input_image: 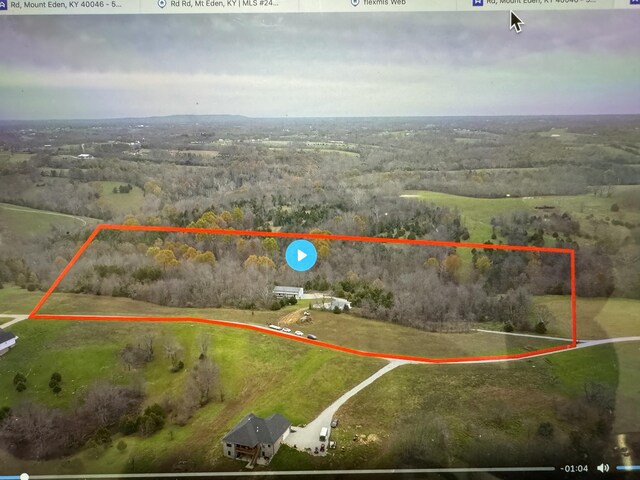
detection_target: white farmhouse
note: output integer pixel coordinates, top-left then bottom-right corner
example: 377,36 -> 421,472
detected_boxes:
0,331 -> 18,356
272,286 -> 304,300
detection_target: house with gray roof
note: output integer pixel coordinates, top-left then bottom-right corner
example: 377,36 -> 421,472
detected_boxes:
272,286 -> 303,299
0,331 -> 18,357
222,413 -> 291,466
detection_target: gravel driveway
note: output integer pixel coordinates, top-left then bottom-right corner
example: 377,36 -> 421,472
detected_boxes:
284,359 -> 408,456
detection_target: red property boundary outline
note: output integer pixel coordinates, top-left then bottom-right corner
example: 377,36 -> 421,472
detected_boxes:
29,224 -> 578,364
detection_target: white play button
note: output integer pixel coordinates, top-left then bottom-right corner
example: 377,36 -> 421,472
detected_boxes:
286,240 -> 317,272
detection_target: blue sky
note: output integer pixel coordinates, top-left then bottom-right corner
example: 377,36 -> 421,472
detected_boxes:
0,11 -> 638,119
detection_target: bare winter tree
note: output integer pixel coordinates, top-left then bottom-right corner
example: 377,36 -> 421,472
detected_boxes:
188,358 -> 219,406
0,402 -> 64,460
119,345 -> 138,371
198,332 -> 211,359
172,379 -> 201,426
162,336 -> 184,369
0,384 -> 142,461
138,330 -> 155,362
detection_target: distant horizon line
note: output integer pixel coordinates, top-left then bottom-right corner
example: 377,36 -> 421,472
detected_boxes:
2,112 -> 640,123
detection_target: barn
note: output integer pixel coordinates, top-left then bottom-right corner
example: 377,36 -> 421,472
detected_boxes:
272,286 -> 304,299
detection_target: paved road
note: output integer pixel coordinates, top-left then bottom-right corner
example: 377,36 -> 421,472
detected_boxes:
576,336 -> 640,348
444,336 -> 640,364
300,293 -> 325,300
472,328 -> 575,343
0,315 -> 29,329
284,360 -> 408,456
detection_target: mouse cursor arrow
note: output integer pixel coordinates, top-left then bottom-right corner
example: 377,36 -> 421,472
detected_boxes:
510,10 -> 524,33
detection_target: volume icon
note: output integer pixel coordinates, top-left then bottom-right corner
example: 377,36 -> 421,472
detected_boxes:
597,463 -> 610,473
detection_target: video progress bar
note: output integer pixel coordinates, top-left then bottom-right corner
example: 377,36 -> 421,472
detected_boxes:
617,465 -> 640,471
18,467 -> 556,479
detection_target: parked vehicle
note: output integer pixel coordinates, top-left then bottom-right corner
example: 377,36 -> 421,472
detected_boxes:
331,418 -> 339,428
319,427 -> 328,442
307,334 -> 317,340
269,324 -> 282,330
282,327 -> 292,333
294,330 -> 304,336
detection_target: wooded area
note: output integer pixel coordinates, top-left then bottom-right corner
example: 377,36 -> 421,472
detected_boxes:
1,116 -> 638,330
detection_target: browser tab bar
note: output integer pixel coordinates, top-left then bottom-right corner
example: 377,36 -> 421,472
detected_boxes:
0,0 -> 630,14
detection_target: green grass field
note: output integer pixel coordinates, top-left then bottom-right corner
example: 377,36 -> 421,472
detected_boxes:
256,140 -> 360,157
0,285 -> 295,321
9,178 -> 144,221
535,341 -> 639,434
5,286 -> 639,359
5,287 -> 571,359
537,295 -> 640,340
327,340 -> 638,468
90,181 -> 145,217
1,285 -> 638,472
538,127 -> 580,142
0,317 -> 385,474
0,286 -> 45,314
294,309 -> 569,359
0,152 -> 33,164
167,149 -> 220,158
269,147 -> 360,158
423,295 -> 639,343
0,202 -> 93,236
403,187 -> 640,244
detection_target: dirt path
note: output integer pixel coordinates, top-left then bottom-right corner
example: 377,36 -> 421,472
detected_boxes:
0,203 -> 88,226
472,328 -> 574,343
278,308 -> 305,327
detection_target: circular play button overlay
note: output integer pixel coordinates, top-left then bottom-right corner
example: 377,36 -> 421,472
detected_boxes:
285,239 -> 318,272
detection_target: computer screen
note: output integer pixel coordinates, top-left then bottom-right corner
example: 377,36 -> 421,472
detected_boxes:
0,1 -> 639,479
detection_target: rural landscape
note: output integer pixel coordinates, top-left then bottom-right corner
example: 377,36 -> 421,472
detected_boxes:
0,9 -> 639,479
0,115 -> 639,475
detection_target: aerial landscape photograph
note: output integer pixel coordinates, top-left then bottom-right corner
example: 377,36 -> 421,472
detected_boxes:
0,9 -> 639,478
